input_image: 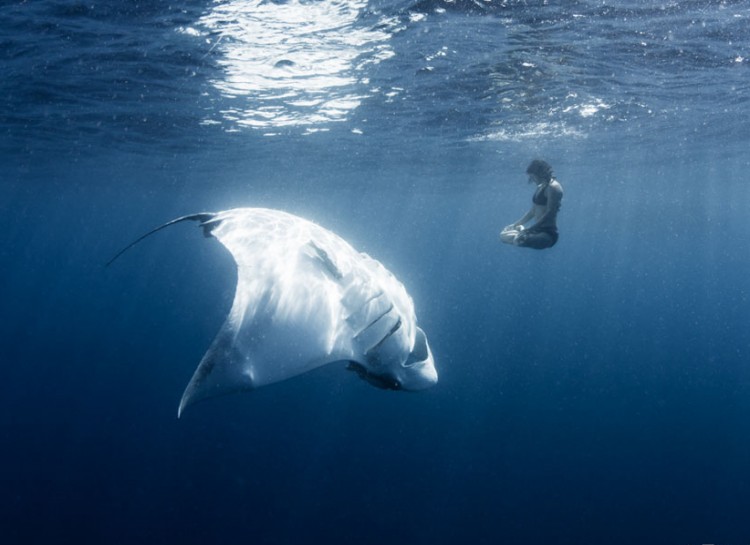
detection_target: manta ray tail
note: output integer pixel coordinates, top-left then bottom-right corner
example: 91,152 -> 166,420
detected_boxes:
105,213 -> 217,267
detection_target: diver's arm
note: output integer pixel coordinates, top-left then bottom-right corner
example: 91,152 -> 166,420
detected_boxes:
513,208 -> 535,228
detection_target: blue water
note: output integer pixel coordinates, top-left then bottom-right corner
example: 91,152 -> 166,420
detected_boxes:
2,1 -> 750,543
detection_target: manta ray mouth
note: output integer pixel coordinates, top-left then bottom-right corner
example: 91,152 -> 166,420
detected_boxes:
346,362 -> 401,391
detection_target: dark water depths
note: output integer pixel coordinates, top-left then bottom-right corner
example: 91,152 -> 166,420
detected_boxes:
1,1 -> 749,543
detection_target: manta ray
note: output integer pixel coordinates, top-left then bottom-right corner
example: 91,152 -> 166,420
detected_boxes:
108,208 -> 437,416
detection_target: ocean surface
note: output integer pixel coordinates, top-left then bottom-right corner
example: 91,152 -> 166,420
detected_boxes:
2,0 -> 749,543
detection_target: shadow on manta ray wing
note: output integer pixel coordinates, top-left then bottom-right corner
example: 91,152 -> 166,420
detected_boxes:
107,207 -> 438,417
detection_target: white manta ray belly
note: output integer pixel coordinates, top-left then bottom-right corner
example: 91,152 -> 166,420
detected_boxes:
109,208 -> 437,416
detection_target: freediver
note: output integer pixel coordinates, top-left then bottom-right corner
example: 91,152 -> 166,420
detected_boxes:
500,159 -> 563,250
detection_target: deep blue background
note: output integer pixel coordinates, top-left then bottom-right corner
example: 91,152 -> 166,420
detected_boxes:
2,1 -> 750,544
2,147 -> 749,544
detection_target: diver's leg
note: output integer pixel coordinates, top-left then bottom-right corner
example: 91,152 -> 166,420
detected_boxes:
517,230 -> 557,249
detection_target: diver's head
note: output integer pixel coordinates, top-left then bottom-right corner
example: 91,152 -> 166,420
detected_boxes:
526,159 -> 553,184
